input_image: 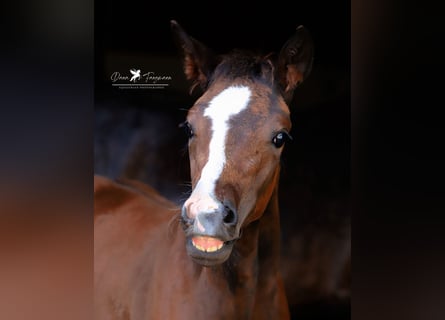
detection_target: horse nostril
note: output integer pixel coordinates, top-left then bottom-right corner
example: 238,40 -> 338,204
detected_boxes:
223,206 -> 237,225
181,206 -> 194,226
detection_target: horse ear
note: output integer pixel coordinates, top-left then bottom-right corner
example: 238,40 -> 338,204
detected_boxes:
276,25 -> 314,104
170,20 -> 219,94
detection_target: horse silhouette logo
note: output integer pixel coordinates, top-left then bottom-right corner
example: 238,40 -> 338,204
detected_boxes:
130,69 -> 141,82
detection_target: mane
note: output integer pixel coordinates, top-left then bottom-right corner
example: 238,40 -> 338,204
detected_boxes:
209,49 -> 276,86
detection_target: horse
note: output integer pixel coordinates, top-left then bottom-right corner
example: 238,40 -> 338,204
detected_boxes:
94,20 -> 314,319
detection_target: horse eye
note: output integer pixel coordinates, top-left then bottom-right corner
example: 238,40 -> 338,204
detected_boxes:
180,121 -> 194,138
272,131 -> 292,148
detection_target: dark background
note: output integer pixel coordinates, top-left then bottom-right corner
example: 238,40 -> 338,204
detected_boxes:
2,1 -> 445,320
95,1 -> 351,319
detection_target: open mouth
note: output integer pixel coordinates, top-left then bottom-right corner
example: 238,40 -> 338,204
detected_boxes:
191,236 -> 224,252
186,235 -> 236,266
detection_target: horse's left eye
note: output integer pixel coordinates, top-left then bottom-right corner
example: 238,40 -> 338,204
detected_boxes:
272,131 -> 292,148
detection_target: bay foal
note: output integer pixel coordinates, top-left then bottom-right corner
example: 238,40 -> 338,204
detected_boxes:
94,20 -> 313,319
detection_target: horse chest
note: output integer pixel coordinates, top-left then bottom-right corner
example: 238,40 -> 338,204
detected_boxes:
133,244 -> 258,319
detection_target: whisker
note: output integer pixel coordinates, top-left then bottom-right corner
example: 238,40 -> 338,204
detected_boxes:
167,213 -> 182,240
178,182 -> 192,188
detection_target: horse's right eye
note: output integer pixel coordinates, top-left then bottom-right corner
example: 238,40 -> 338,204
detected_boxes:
180,121 -> 194,139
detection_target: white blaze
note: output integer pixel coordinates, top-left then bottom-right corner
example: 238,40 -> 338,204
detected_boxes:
185,86 -> 251,219
201,86 -> 252,192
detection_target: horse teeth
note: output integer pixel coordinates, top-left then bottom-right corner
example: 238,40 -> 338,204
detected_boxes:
192,242 -> 223,252
194,244 -> 205,251
192,236 -> 224,252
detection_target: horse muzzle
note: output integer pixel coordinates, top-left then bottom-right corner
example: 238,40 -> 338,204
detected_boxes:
181,203 -> 239,266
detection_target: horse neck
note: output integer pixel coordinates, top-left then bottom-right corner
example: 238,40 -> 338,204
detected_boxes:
257,182 -> 282,272
197,176 -> 283,290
